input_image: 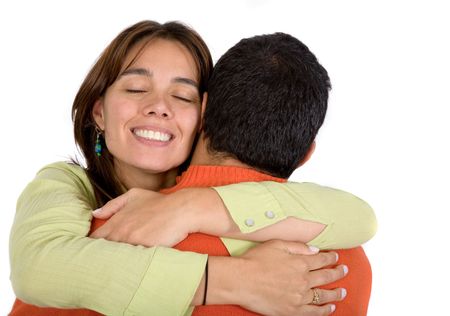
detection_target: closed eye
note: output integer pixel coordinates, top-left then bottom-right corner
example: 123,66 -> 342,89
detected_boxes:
126,89 -> 147,94
173,95 -> 194,103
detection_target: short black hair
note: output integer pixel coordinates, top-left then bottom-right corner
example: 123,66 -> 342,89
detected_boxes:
203,32 -> 331,178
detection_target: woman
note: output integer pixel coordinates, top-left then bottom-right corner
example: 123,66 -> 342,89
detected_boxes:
9,20 -> 375,315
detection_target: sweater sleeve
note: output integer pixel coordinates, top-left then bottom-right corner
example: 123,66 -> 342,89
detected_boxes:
213,181 -> 377,249
9,162 -> 206,316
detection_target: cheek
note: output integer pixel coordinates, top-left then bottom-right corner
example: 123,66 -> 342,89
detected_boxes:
184,107 -> 201,135
179,107 -> 201,144
103,99 -> 136,131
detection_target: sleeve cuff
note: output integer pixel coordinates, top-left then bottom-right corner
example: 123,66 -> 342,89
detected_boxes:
126,247 -> 207,316
213,182 -> 287,233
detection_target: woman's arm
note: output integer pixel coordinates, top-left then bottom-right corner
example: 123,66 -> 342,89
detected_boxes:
9,162 -> 205,315
92,182 -> 377,249
10,162 -> 345,315
211,181 -> 378,249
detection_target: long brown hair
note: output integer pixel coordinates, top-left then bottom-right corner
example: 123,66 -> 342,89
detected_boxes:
72,20 -> 213,207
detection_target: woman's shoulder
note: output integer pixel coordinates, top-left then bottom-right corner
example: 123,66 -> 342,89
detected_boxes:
16,161 -> 97,216
34,161 -> 91,188
24,161 -> 96,205
37,160 -> 86,176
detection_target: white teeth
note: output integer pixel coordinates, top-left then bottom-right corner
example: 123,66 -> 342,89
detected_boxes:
134,129 -> 171,142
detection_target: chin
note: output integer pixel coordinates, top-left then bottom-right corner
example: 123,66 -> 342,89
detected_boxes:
138,161 -> 179,174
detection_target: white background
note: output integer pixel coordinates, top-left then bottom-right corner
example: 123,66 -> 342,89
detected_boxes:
1,1 -> 449,315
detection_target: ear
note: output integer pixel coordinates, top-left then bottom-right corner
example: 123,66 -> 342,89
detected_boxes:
92,99 -> 105,130
198,92 -> 208,132
298,141 -> 316,167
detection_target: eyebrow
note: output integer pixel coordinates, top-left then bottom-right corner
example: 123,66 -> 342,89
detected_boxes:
172,77 -> 198,89
120,68 -> 152,77
119,68 -> 198,88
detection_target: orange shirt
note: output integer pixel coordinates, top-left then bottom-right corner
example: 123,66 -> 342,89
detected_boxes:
164,166 -> 372,316
10,165 -> 371,315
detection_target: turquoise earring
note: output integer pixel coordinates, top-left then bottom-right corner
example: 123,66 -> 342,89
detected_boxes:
95,129 -> 102,157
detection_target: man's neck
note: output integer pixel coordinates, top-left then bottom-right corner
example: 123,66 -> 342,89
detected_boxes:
163,135 -> 286,193
190,134 -> 250,169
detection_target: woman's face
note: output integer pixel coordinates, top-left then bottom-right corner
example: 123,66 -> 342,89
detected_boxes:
93,38 -> 201,188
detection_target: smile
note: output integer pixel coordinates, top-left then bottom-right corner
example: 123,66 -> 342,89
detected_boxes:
133,128 -> 173,142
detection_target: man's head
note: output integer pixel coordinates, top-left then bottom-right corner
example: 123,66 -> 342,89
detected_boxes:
203,32 -> 331,178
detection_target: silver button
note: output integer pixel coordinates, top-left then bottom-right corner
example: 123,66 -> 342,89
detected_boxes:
245,218 -> 255,227
265,211 -> 275,219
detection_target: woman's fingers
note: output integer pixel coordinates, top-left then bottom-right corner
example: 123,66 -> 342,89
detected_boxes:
303,287 -> 347,305
307,264 -> 348,288
233,241 -> 349,315
297,304 -> 336,315
301,251 -> 339,271
272,239 -> 321,255
92,192 -> 130,219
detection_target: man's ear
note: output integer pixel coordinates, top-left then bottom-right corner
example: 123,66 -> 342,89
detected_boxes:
298,141 -> 316,167
92,99 -> 105,130
198,92 -> 208,132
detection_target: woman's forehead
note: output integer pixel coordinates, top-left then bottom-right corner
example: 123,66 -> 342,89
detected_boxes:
121,38 -> 199,81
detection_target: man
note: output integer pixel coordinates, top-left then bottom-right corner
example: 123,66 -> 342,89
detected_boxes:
100,32 -> 373,315
169,32 -> 372,315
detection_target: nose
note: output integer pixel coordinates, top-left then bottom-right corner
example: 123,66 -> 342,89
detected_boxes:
143,95 -> 173,119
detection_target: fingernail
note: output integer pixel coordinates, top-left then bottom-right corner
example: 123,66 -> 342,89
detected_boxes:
334,252 -> 339,262
342,265 -> 349,275
341,288 -> 347,299
330,304 -> 336,313
308,246 -> 320,253
92,208 -> 102,215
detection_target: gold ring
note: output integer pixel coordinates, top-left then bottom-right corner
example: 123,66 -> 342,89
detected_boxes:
312,288 -> 320,305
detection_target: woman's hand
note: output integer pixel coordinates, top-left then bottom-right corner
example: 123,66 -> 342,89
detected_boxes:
207,240 -> 347,316
91,187 -> 239,246
90,188 -> 199,247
